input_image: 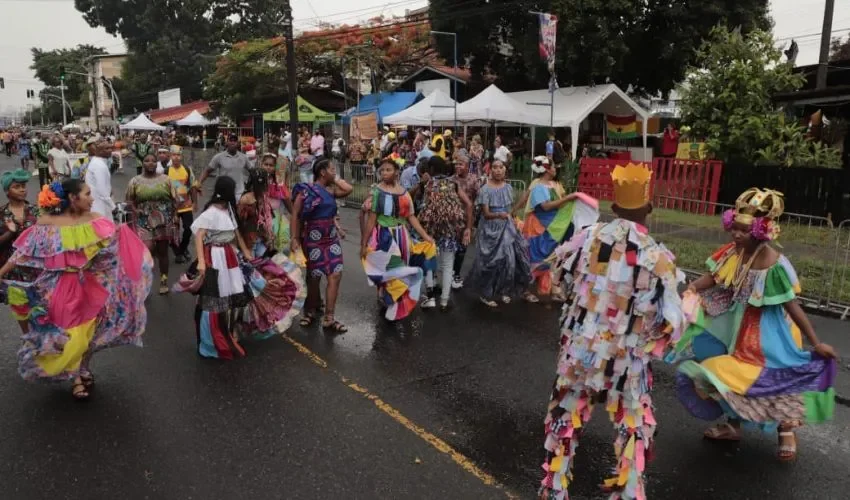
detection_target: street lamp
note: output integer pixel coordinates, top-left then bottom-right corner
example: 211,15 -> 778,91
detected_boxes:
430,30 -> 458,130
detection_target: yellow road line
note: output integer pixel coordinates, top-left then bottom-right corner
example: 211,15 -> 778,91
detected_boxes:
282,334 -> 518,499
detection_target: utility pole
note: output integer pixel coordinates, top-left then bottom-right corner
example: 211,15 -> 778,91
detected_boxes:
92,63 -> 100,131
817,0 -> 835,90
282,1 -> 299,138
59,65 -> 67,126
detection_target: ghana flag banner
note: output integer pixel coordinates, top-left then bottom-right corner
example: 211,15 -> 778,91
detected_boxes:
607,115 -> 638,139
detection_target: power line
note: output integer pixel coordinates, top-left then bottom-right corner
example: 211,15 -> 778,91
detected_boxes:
775,27 -> 850,43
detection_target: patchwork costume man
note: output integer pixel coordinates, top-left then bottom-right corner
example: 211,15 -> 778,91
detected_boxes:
540,164 -> 685,500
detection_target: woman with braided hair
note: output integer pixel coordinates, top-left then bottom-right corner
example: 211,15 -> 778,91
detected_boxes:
669,188 -> 838,462
0,178 -> 153,400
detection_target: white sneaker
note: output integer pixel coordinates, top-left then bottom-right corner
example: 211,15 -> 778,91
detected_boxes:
421,297 -> 436,309
451,276 -> 464,289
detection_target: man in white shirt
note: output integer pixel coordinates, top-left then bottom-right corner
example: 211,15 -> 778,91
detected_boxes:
85,139 -> 116,218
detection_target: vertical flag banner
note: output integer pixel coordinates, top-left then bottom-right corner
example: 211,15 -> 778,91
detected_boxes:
538,13 -> 558,91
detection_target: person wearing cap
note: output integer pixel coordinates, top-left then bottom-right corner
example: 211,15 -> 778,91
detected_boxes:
85,139 -> 117,218
156,146 -> 171,175
540,163 -> 683,500
200,133 -> 252,200
72,137 -> 98,180
167,145 -> 198,263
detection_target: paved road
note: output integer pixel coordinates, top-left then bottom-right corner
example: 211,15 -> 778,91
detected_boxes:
0,154 -> 848,500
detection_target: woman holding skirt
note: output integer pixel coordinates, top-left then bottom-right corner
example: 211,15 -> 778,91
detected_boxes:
177,176 -> 304,359
467,160 -> 531,307
361,158 -> 436,320
0,179 -> 153,399
668,188 -> 837,462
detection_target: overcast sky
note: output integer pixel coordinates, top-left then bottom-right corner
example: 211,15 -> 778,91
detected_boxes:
0,0 -> 848,114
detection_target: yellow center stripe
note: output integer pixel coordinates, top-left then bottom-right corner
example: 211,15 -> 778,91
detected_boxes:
282,334 -> 518,498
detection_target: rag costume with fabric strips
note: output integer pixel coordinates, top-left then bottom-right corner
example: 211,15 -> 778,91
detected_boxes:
174,204 -> 305,359
668,188 -> 836,429
540,163 -> 684,500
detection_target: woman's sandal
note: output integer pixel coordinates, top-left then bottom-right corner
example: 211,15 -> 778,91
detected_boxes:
80,372 -> 95,388
703,422 -> 742,441
524,293 -> 540,303
300,312 -> 316,327
778,430 -> 797,462
71,380 -> 90,400
322,317 -> 348,333
479,297 -> 498,308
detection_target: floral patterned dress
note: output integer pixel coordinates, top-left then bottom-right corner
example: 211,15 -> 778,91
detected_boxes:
418,176 -> 466,253
0,202 -> 40,286
6,218 -> 153,381
126,173 -> 177,245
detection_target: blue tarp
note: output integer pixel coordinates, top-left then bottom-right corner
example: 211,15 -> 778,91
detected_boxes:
341,91 -> 420,124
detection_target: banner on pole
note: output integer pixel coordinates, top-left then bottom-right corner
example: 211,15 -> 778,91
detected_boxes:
350,112 -> 378,142
538,13 -> 558,92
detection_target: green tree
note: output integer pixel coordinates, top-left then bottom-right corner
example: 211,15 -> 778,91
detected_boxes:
205,19 -> 434,120
428,0 -> 770,96
73,0 -> 288,110
830,36 -> 850,61
680,26 -> 841,167
30,44 -> 107,117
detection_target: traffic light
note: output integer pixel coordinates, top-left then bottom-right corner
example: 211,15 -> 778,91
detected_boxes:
59,65 -> 66,81
0,77 -> 5,89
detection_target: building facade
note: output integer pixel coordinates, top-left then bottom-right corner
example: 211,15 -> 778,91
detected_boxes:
87,53 -> 127,125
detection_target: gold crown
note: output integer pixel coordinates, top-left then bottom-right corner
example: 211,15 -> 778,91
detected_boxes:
733,188 -> 784,225
611,163 -> 652,209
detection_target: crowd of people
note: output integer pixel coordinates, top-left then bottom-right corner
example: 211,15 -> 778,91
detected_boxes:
0,123 -> 840,500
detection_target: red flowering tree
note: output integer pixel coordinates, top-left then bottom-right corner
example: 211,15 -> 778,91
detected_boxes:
206,17 -> 437,119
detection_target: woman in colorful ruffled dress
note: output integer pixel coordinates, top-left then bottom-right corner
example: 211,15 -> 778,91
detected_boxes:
125,153 -> 178,295
0,179 -> 153,399
467,160 -> 531,307
291,159 -> 352,332
521,156 -> 578,303
669,188 -> 837,462
360,158 -> 436,320
260,152 -> 292,255
0,169 -> 41,332
178,176 -> 304,359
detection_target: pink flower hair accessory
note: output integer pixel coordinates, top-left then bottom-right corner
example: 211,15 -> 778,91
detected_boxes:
721,209 -> 735,230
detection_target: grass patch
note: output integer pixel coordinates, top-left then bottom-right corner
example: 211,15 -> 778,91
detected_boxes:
659,235 -> 850,304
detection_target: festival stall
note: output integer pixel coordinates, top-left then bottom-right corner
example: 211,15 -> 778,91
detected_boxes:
508,84 -> 650,161
383,89 -> 457,127
341,91 -> 420,125
119,113 -> 166,131
262,96 -> 336,125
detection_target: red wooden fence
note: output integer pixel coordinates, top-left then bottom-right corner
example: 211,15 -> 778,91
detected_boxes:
577,157 -> 724,214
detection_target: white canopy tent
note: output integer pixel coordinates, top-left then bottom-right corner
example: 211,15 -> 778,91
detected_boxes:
119,113 -> 166,131
176,109 -> 218,126
383,89 -> 456,126
433,84 -> 538,126
508,84 -> 650,160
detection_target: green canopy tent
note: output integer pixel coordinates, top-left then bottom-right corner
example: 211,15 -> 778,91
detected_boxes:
263,96 -> 335,123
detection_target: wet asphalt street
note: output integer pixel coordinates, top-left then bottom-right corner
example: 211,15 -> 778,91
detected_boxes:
0,154 -> 848,500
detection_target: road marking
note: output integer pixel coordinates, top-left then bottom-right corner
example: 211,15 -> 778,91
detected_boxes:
282,334 -> 518,499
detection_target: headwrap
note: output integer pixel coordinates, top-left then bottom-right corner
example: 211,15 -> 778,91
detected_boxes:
1,169 -> 31,192
721,188 -> 784,241
169,145 -> 183,154
531,156 -> 550,174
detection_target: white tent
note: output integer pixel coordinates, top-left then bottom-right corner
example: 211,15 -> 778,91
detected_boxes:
433,84 -> 537,125
383,89 -> 456,126
176,109 -> 218,126
119,113 -> 166,131
508,84 -> 650,160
